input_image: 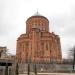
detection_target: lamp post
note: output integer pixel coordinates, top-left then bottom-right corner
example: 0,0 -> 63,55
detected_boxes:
28,57 -> 31,75
15,63 -> 19,75
34,62 -> 37,75
73,47 -> 75,71
34,56 -> 37,75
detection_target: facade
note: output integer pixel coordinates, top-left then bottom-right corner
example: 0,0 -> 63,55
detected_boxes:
0,59 -> 15,75
0,46 -> 15,60
0,47 -> 7,58
16,12 -> 62,63
0,47 -> 16,75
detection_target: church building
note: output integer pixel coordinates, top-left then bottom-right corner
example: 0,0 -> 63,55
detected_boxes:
16,12 -> 62,63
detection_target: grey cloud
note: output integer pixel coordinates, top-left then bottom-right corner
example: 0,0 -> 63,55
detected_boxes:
0,0 -> 75,57
0,20 -> 17,36
51,11 -> 75,38
49,9 -> 75,58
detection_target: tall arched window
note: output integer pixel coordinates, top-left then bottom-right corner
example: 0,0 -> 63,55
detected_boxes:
46,43 -> 48,50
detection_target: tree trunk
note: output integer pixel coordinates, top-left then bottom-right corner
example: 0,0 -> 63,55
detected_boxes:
5,63 -> 8,75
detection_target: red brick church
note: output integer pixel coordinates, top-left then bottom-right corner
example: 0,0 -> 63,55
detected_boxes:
16,12 -> 62,63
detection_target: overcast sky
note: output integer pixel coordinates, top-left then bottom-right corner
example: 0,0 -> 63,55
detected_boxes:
0,0 -> 75,58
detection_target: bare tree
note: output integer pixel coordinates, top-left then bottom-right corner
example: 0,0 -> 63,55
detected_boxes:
68,46 -> 75,70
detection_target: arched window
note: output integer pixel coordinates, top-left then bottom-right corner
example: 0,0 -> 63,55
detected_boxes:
25,42 -> 29,50
46,43 -> 48,50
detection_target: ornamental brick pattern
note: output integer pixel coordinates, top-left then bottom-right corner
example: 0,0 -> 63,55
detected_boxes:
16,13 -> 62,63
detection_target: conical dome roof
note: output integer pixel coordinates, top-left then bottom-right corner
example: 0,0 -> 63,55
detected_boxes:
33,11 -> 42,16
27,12 -> 48,21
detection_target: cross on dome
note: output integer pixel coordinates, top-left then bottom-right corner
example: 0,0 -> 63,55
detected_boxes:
33,11 -> 42,16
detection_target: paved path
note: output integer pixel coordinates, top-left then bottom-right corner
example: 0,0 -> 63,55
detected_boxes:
19,73 -> 75,75
38,73 -> 75,75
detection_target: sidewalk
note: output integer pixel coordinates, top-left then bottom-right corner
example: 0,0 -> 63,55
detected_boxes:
19,72 -> 75,75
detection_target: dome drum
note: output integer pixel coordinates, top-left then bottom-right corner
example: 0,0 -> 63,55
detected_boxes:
26,16 -> 49,33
